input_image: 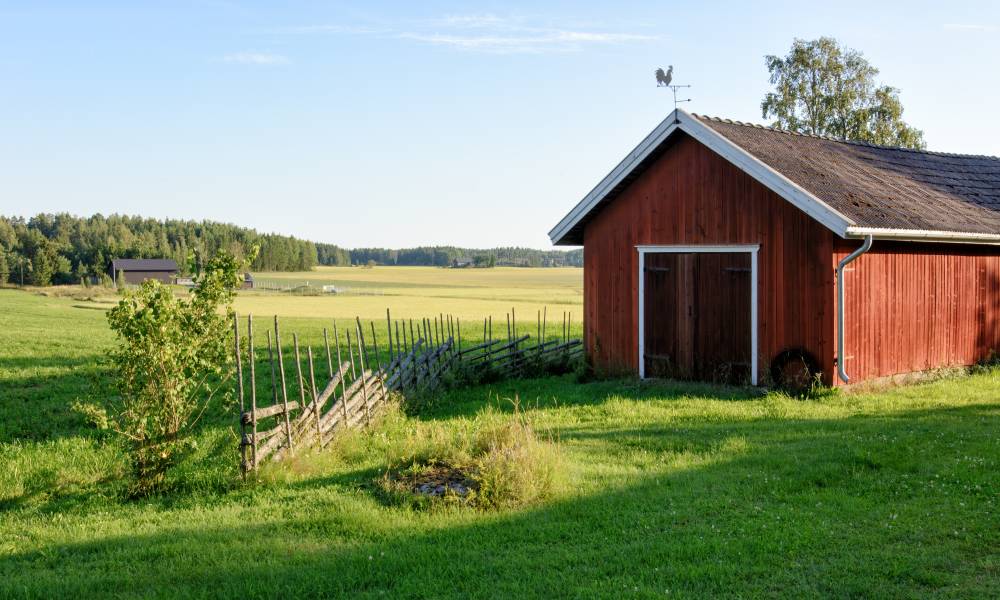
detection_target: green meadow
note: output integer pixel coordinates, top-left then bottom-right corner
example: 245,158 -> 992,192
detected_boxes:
1,276 -> 998,598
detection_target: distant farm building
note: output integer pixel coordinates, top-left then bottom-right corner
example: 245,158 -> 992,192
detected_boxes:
110,258 -> 179,285
550,109 -> 1000,387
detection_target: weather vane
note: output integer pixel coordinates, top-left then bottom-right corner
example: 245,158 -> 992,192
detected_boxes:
655,65 -> 691,110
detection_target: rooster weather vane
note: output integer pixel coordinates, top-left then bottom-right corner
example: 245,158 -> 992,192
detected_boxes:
656,65 -> 691,110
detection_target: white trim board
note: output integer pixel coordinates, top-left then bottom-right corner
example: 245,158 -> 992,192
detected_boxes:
548,108 -> 855,245
637,244 -> 759,386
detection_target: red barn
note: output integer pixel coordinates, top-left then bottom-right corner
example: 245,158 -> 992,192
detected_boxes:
549,109 -> 1000,387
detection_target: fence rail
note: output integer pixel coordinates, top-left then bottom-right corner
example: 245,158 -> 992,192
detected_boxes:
233,308 -> 582,474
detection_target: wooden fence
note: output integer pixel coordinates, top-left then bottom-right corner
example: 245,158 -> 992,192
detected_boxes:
234,309 -> 582,473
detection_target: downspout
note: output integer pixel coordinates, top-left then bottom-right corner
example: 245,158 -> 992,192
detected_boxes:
836,235 -> 873,383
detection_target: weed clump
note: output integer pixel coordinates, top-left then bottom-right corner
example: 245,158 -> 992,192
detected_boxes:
380,398 -> 561,510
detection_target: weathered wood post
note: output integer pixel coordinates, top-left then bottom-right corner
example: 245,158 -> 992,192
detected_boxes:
266,330 -> 278,406
323,328 -> 333,381
247,314 -> 257,471
542,306 -> 548,347
537,310 -> 541,351
355,321 -> 371,426
274,316 -> 293,452
334,322 -> 348,427
386,308 -> 394,363
293,334 -> 307,426
346,328 -> 357,381
308,347 -> 322,444
567,312 -> 572,358
233,313 -> 246,476
370,321 -> 388,405
506,312 -> 513,364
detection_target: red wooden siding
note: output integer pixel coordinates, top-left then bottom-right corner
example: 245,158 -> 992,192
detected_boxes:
835,241 -> 1000,383
583,133 -> 836,383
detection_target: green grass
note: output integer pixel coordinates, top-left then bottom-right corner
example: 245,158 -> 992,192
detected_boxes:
1,287 -> 999,598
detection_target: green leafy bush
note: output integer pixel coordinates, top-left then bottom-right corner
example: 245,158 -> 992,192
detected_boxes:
76,251 -> 245,496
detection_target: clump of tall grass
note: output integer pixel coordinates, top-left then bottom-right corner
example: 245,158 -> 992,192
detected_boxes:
380,397 -> 562,510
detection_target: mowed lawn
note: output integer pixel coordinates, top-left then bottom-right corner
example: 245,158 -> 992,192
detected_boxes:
1,287 -> 999,598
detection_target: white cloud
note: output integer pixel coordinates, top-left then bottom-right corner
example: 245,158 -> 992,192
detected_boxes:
277,13 -> 657,54
278,24 -> 386,35
222,52 -> 289,65
399,30 -> 656,54
434,14 -> 508,28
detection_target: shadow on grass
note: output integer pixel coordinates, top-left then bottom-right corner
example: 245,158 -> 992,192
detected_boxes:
2,400 -> 997,598
413,375 -> 765,421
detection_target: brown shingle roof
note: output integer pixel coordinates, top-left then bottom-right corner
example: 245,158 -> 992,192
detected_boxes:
695,115 -> 1000,234
111,258 -> 179,272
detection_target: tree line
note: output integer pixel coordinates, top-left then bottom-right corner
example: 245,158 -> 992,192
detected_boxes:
0,214 -> 317,286
326,245 -> 583,268
0,213 -> 581,286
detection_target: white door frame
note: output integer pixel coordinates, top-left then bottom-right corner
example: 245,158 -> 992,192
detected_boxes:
637,244 -> 759,385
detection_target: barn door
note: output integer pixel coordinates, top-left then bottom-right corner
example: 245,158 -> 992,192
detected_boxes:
643,251 -> 752,384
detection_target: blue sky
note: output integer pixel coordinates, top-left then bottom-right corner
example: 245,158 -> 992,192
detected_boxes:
1,1 -> 998,248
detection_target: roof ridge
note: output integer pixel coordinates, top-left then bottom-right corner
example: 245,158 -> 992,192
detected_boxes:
691,113 -> 1000,161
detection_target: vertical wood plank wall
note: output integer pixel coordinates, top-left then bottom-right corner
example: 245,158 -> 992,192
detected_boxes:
835,241 -> 1000,383
583,133 -> 836,384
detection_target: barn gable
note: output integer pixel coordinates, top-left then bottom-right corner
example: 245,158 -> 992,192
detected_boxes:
579,133 -> 836,384
550,109 -> 1000,246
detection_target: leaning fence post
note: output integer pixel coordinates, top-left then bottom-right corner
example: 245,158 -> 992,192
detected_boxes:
308,347 -> 322,444
293,334 -> 307,423
506,312 -> 512,362
334,322 -> 348,427
266,331 -> 278,406
386,308 -> 394,363
542,306 -> 548,348
247,314 -> 257,472
323,328 -> 334,381
234,313 -> 246,476
346,328 -> 357,381
537,310 -> 541,350
355,321 -> 371,426
274,316 -> 293,452
370,321 -> 388,405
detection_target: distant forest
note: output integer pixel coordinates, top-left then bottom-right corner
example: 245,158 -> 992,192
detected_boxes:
0,213 -> 581,286
319,245 -> 583,268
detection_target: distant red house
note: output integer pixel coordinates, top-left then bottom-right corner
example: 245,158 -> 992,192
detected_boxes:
550,109 -> 1000,387
110,259 -> 179,285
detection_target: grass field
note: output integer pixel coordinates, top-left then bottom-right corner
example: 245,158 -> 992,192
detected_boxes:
241,266 -> 583,320
2,283 -> 999,598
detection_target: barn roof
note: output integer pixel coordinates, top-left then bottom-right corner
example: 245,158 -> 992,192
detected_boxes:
111,258 -> 179,271
549,109 -> 1000,245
